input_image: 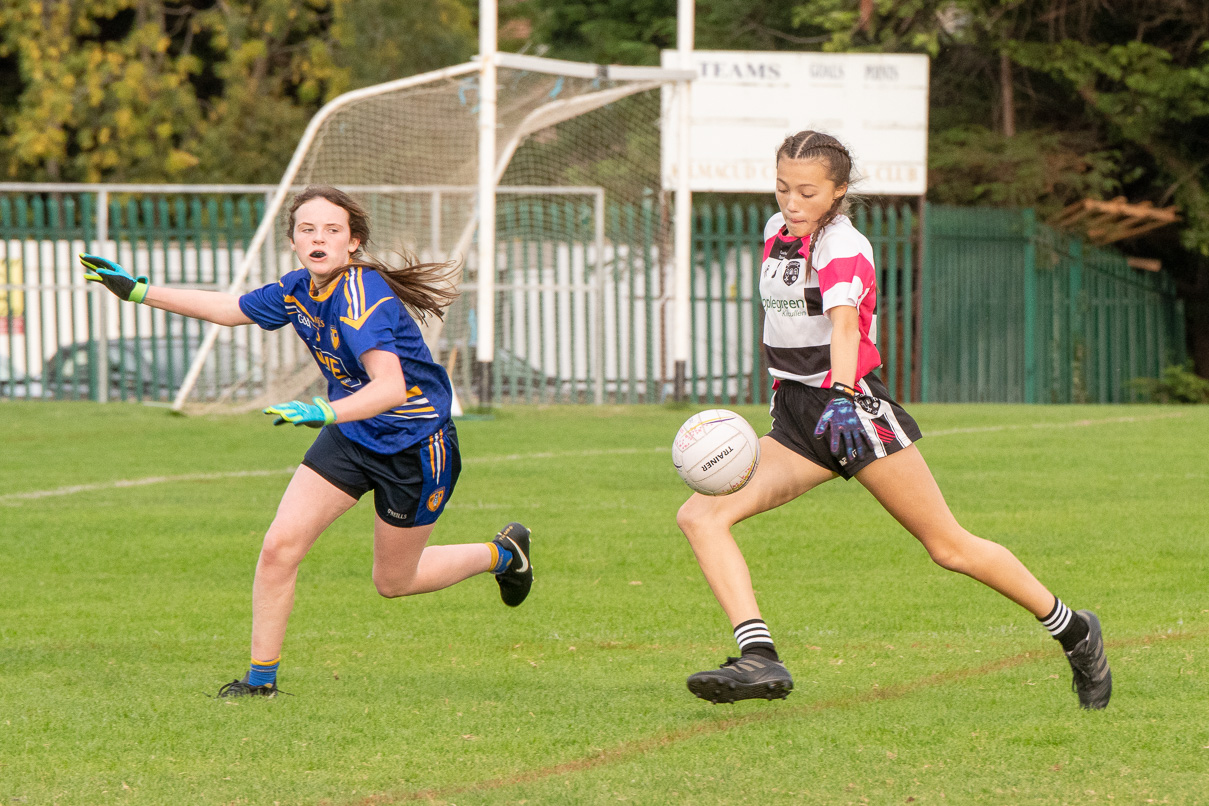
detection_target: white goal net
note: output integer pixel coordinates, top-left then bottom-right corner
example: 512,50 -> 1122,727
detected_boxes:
174,54 -> 693,412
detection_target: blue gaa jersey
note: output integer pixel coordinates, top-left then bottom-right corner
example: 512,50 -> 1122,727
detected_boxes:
239,266 -> 452,454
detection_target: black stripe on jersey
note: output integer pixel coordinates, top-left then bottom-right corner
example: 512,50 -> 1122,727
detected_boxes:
763,343 -> 831,379
770,235 -> 806,261
804,286 -> 823,316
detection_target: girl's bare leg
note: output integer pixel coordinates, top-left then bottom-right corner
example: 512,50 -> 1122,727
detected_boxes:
676,436 -> 838,627
370,518 -> 494,597
251,465 -> 357,660
855,445 -> 1055,616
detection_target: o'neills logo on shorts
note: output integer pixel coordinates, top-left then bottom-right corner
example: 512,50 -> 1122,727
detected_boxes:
426,488 -> 446,512
700,446 -> 733,473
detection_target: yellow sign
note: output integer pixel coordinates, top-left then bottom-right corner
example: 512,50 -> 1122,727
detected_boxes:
0,257 -> 25,318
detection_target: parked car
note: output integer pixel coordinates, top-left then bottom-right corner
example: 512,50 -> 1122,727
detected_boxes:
0,363 -> 43,399
42,338 -> 200,401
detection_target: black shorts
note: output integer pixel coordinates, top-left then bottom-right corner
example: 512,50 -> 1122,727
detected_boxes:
768,374 -> 923,480
302,422 -> 460,527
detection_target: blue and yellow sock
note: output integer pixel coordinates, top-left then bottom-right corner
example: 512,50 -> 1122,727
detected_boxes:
248,656 -> 280,688
487,542 -> 513,574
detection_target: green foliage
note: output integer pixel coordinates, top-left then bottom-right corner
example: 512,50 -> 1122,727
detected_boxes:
1130,362 -> 1209,404
517,0 -> 827,65
793,0 -> 957,56
928,126 -> 1120,217
1010,38 -> 1209,255
518,0 -> 678,65
1,402 -> 1208,803
0,2 -> 205,181
0,0 -> 477,184
337,0 -> 475,88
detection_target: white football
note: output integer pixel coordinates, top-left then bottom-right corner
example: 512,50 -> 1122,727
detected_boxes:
672,409 -> 761,496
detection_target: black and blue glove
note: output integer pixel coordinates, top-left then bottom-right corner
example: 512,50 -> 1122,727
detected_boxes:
79,254 -> 150,303
263,397 -> 337,428
814,384 -> 876,464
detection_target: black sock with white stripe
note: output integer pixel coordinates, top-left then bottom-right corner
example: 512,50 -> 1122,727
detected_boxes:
1038,597 -> 1089,653
734,618 -> 779,662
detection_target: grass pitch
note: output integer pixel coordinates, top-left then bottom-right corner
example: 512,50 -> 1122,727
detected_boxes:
0,401 -> 1206,805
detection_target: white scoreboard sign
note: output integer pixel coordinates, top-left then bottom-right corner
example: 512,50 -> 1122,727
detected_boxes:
661,51 -> 930,195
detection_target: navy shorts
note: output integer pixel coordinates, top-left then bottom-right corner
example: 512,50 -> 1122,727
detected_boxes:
302,421 -> 460,527
768,374 -> 923,480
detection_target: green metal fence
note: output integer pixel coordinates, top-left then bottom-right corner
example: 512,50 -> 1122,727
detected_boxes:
0,186 -> 1189,407
922,204 -> 1186,403
0,186 -> 269,402
686,201 -> 918,405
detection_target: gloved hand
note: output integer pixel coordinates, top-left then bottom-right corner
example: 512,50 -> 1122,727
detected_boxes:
263,397 -> 337,428
813,387 -> 876,463
79,254 -> 150,303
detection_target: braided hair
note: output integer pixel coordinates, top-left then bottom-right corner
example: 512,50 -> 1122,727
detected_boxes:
775,131 -> 853,272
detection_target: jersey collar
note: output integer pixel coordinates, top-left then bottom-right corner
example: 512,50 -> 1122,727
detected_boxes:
307,270 -> 345,302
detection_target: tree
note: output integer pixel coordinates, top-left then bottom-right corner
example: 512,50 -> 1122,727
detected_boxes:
340,0 -> 476,89
0,1 -> 206,181
515,0 -> 824,65
508,0 -> 1209,375
809,0 -> 1209,373
0,0 -> 478,184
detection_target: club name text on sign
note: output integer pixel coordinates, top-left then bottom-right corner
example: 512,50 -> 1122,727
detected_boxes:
661,51 -> 930,196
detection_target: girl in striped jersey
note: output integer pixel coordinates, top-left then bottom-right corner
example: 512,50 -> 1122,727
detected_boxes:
678,132 -> 1111,709
80,186 -> 532,698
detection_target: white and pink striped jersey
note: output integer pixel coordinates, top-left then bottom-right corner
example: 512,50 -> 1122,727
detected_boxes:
760,212 -> 881,387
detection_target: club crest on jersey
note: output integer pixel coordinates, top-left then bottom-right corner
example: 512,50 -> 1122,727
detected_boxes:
782,260 -> 801,286
426,487 -> 446,512
330,326 -> 339,349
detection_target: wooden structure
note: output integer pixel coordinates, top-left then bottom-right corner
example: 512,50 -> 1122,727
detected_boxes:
1051,196 -> 1180,247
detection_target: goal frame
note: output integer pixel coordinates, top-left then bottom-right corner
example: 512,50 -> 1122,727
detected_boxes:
170,53 -> 694,411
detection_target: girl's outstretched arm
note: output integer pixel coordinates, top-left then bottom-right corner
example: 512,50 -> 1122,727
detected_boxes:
80,253 -> 253,326
141,285 -> 253,327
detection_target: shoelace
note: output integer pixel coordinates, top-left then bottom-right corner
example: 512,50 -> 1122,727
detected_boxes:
1070,666 -> 1089,694
1067,643 -> 1101,693
211,679 -> 291,698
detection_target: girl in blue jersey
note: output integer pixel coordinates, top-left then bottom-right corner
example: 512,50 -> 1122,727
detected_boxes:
80,186 -> 532,697
676,131 -> 1111,710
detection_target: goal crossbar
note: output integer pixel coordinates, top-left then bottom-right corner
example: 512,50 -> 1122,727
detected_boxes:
172,54 -> 693,411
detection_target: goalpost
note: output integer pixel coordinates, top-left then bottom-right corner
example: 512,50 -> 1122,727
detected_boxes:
172,1 -> 695,412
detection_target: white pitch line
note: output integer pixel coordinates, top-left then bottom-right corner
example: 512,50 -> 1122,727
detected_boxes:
0,468 -> 297,504
927,410 -> 1187,437
0,411 -> 1186,505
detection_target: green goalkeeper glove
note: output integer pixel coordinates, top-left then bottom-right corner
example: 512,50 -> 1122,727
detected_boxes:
79,254 -> 150,303
263,397 -> 337,428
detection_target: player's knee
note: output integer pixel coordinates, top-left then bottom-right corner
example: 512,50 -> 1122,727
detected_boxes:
259,529 -> 306,569
373,578 -> 406,598
372,571 -> 415,598
676,496 -> 733,542
927,544 -> 965,572
923,532 -> 976,573
676,497 -> 708,536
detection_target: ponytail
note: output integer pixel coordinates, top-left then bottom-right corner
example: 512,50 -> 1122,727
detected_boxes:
361,249 -> 460,324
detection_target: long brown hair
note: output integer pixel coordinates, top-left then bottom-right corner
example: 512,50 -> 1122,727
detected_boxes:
286,185 -> 460,323
776,131 -> 854,271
